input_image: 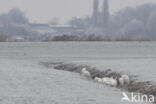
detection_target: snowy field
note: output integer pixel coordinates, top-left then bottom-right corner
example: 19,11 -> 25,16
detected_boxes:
0,42 -> 155,104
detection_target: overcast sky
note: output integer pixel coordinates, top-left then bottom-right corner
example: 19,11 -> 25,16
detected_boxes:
0,0 -> 156,24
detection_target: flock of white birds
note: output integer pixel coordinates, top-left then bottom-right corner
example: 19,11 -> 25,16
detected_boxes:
81,68 -> 130,88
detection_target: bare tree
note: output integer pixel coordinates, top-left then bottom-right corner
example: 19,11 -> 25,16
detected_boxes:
8,8 -> 29,24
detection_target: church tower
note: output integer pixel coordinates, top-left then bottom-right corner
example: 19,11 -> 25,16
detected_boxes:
92,0 -> 99,26
101,0 -> 109,28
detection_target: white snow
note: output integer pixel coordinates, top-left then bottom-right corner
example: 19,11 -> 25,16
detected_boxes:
0,42 -> 154,104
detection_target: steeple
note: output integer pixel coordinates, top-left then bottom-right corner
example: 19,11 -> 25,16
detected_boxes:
102,0 -> 109,27
92,0 -> 99,26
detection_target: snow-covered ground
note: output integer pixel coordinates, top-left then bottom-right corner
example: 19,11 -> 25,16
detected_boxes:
0,42 -> 155,104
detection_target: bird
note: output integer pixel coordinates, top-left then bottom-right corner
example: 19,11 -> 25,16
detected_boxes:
118,77 -> 124,87
122,74 -> 130,85
81,68 -> 91,78
118,74 -> 130,87
94,77 -> 103,83
102,77 -> 118,87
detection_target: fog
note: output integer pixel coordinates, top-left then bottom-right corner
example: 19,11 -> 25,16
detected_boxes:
0,0 -> 156,24
1,0 -> 156,41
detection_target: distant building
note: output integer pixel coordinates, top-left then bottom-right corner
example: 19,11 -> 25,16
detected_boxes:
92,0 -> 99,26
101,0 -> 109,27
29,24 -> 84,35
29,24 -> 55,34
92,0 -> 109,28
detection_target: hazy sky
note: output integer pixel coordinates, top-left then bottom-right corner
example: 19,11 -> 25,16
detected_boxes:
0,0 -> 156,24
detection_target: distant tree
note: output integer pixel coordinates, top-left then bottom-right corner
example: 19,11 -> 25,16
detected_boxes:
43,34 -> 80,41
120,19 -> 146,38
135,3 -> 156,24
108,3 -> 156,40
86,34 -> 103,41
112,7 -> 136,28
119,19 -> 145,36
7,8 -> 29,24
0,14 -> 9,26
112,3 -> 156,28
